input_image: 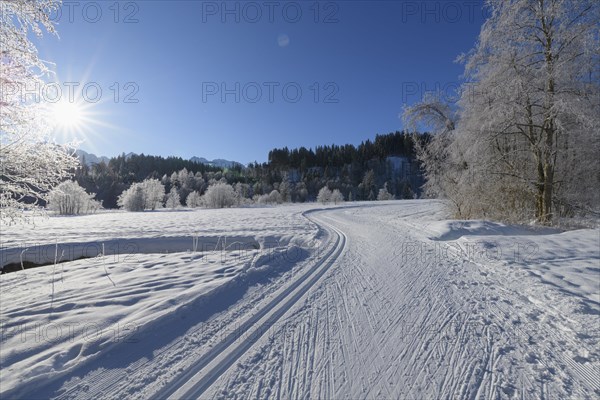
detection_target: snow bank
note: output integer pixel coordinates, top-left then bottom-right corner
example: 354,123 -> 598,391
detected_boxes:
426,220 -> 600,303
427,219 -> 560,241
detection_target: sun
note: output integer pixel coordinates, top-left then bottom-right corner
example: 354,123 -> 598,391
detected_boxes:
51,100 -> 85,130
42,78 -> 114,146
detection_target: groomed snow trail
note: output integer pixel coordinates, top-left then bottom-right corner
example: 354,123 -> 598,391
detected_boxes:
156,211 -> 346,399
5,202 -> 598,399
202,203 -> 599,399
6,208 -> 340,399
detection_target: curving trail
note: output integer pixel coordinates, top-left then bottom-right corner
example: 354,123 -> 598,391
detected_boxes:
13,208 -> 346,400
201,204 -> 599,399
11,202 -> 598,399
155,211 -> 347,399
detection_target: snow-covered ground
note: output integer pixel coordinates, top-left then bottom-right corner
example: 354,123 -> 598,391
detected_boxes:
1,201 -> 598,399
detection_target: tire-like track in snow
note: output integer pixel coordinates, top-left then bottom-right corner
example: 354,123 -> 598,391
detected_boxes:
150,211 -> 346,399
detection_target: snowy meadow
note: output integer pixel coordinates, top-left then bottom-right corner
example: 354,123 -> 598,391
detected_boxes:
2,201 -> 599,398
1,0 -> 599,398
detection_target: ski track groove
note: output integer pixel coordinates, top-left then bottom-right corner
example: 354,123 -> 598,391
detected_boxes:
13,202 -> 597,399
391,206 -> 599,398
155,212 -> 347,399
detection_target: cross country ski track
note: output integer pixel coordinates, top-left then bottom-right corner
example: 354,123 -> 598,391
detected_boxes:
15,208 -> 346,400
7,202 -> 599,400
153,211 -> 347,399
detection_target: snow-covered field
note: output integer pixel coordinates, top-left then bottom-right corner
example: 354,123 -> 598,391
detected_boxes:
1,201 -> 598,399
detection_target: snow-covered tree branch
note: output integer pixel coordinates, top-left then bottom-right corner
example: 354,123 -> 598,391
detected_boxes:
405,0 -> 599,223
1,0 -> 80,224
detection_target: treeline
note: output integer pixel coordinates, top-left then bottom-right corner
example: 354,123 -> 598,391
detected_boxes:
75,154 -> 223,208
75,131 -> 428,209
267,132 -> 418,169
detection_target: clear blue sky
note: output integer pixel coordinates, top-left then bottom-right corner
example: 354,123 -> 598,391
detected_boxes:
36,1 -> 487,164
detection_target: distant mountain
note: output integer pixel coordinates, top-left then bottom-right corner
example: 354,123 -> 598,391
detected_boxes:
75,150 -> 110,166
190,156 -> 242,169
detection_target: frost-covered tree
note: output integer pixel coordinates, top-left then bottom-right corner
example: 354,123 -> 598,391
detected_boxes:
202,182 -> 238,208
186,191 -> 202,208
140,179 -> 165,210
165,187 -> 180,209
161,174 -> 169,186
234,182 -> 251,199
117,179 -> 165,211
254,194 -> 268,204
117,184 -> 145,212
0,0 -> 80,224
404,0 -> 600,223
254,189 -> 282,205
377,184 -> 394,201
177,168 -> 188,185
457,0 -> 600,222
331,189 -> 345,204
48,181 -> 101,215
402,92 -> 461,204
403,92 -> 457,135
169,171 -> 178,186
317,187 -> 332,204
268,189 -> 282,204
279,176 -> 292,203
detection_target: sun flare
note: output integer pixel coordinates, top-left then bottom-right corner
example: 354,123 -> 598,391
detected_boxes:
45,93 -> 111,144
52,100 -> 85,130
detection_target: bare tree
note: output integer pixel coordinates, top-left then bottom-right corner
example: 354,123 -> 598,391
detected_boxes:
331,189 -> 345,204
377,184 -> 394,201
48,181 -> 101,215
140,179 -> 165,210
404,0 -> 600,223
317,187 -> 332,204
1,0 -> 79,224
202,182 -> 238,208
117,179 -> 165,211
165,187 -> 181,209
186,191 -> 202,208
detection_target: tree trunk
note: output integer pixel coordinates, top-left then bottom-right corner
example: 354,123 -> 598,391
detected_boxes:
536,158 -> 545,221
542,162 -> 554,222
540,2 -> 556,224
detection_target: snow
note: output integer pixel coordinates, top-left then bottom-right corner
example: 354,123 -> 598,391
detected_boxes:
1,201 -> 599,399
426,219 -> 561,241
427,220 -> 600,303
